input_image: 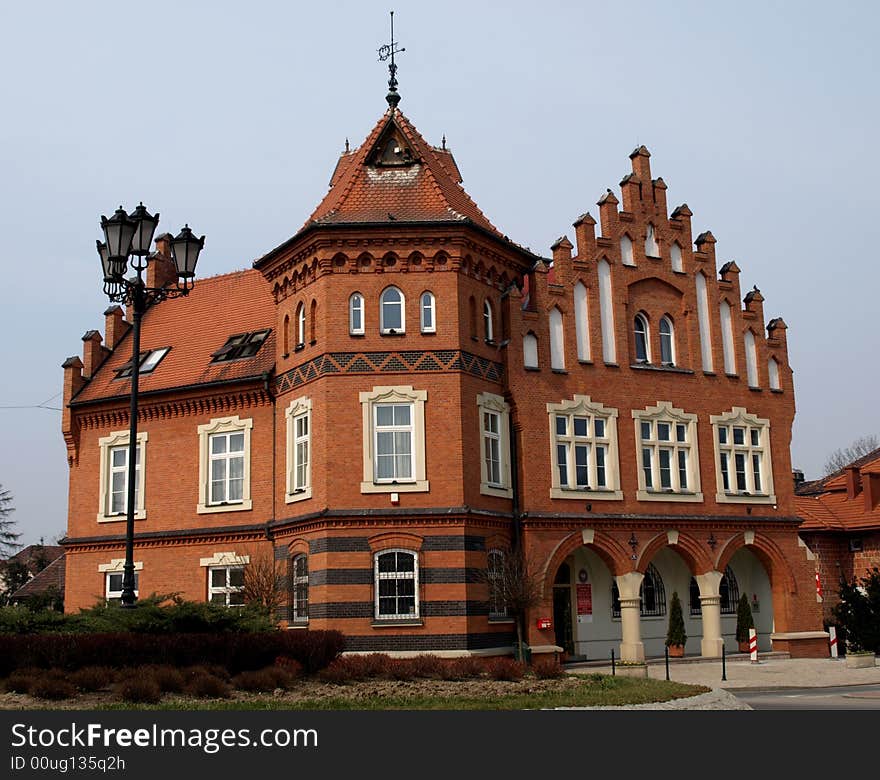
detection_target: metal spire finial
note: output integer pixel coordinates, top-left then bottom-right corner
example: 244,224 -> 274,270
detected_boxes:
378,10 -> 405,108
345,137 -> 350,153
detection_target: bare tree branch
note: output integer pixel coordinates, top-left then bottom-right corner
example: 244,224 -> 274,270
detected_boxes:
823,434 -> 880,475
242,553 -> 283,614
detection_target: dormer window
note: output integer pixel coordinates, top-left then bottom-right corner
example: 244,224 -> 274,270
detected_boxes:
115,347 -> 170,378
210,330 -> 270,362
379,136 -> 413,166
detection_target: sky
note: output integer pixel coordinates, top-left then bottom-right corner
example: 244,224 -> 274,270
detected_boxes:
0,0 -> 877,547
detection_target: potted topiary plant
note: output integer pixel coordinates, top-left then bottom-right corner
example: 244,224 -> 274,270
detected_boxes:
665,591 -> 687,657
736,593 -> 755,653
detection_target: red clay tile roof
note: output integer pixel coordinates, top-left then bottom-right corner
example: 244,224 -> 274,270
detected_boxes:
72,269 -> 274,405
11,554 -> 65,600
796,448 -> 880,532
1,544 -> 63,571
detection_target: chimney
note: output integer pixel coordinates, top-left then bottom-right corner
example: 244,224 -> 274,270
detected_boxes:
62,356 -> 85,400
550,236 -> 573,287
104,305 -> 129,349
694,231 -> 717,266
572,213 -> 596,261
864,472 -> 880,512
596,189 -> 619,237
146,232 -> 178,290
81,330 -> 110,379
652,177 -> 668,216
845,466 -> 862,500
792,469 -> 805,489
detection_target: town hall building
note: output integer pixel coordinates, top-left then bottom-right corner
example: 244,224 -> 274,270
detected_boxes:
60,81 -> 828,660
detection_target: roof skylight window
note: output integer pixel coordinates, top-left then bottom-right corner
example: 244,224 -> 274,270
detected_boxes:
210,330 -> 270,362
115,347 -> 170,378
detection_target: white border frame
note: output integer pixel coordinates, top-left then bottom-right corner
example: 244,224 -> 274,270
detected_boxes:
197,416 -> 253,514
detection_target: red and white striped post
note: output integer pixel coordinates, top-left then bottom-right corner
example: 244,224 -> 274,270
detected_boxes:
749,628 -> 759,663
829,626 -> 839,658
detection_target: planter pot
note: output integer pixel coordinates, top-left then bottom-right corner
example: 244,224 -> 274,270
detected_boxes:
667,644 -> 685,658
616,664 -> 648,678
845,653 -> 876,669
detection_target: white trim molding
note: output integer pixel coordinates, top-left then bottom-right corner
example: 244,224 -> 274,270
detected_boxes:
98,558 -> 144,573
710,407 -> 776,505
196,416 -> 254,514
96,430 -> 148,523
477,392 -> 513,498
359,386 -> 429,494
285,396 -> 312,504
199,551 -> 251,568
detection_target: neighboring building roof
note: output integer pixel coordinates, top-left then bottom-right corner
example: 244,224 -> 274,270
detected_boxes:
71,269 -> 275,405
0,544 -> 63,572
796,447 -> 880,532
11,553 -> 65,601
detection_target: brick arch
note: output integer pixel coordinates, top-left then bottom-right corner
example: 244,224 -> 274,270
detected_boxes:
367,531 -> 423,553
715,532 -> 797,595
540,531 -> 630,601
635,531 -> 714,576
287,538 -> 309,556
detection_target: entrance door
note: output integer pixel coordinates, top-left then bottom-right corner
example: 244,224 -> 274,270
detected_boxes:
553,586 -> 574,655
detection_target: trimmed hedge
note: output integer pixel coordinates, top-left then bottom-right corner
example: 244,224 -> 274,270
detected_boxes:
0,630 -> 344,677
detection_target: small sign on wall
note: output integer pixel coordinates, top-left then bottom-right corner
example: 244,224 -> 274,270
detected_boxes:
576,583 -> 593,624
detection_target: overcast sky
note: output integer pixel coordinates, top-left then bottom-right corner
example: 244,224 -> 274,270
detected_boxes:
1,1 -> 877,547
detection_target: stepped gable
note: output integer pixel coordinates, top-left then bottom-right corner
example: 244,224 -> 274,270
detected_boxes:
71,269 -> 274,405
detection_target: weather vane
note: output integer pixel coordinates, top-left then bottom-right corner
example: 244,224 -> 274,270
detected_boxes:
378,10 -> 405,108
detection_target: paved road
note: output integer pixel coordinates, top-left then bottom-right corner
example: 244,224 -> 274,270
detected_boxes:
733,683 -> 880,710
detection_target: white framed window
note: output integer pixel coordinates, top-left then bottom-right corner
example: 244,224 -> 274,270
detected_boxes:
483,299 -> 494,342
720,300 -> 737,375
285,396 -> 312,503
523,332 -> 539,368
573,281 -> 591,362
477,392 -> 512,498
197,416 -> 253,513
632,402 -> 702,502
659,315 -> 675,366
487,549 -> 508,619
420,291 -> 436,333
547,395 -> 622,500
745,330 -> 759,387
99,559 -> 143,604
291,554 -> 309,623
97,430 -> 147,522
645,223 -> 660,258
634,313 -> 650,363
209,565 -> 245,607
296,303 -> 306,347
620,234 -> 635,266
711,407 -> 775,504
768,357 -> 781,390
380,286 -> 405,333
359,386 -> 428,493
374,549 -> 419,620
670,242 -> 683,273
349,292 -> 364,335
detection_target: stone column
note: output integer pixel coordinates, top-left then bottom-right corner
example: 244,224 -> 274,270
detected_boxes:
615,571 -> 645,662
696,570 -> 724,658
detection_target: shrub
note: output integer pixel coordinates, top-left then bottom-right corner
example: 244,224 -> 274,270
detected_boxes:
115,676 -> 162,704
405,654 -> 446,679
273,656 -> 303,678
735,593 -> 755,643
441,657 -> 483,680
70,666 -> 115,692
833,567 -> 880,654
4,669 -> 37,694
148,666 -> 184,693
30,673 -> 77,701
666,591 -> 687,648
483,657 -> 525,681
232,668 -> 293,692
531,655 -> 564,679
185,674 -> 231,699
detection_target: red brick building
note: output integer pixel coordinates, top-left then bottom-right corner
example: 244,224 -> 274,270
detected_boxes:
61,97 -> 827,659
796,448 -> 880,625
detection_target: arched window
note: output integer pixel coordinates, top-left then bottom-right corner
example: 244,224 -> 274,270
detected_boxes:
349,292 -> 364,335
659,315 -> 675,366
689,577 -> 702,616
282,314 -> 290,355
309,300 -> 317,343
745,329 -> 758,387
380,286 -> 405,333
598,260 -> 616,362
549,307 -> 565,370
574,282 -> 590,361
420,291 -> 435,333
641,564 -> 666,617
296,303 -> 305,347
291,554 -> 308,622
720,301 -> 736,374
670,242 -> 683,273
634,313 -> 650,363
645,223 -> 660,257
483,300 -> 494,342
523,332 -> 538,368
487,549 -> 507,619
720,565 -> 740,614
768,357 -> 781,390
374,549 -> 419,620
695,272 -> 713,371
620,234 -> 635,266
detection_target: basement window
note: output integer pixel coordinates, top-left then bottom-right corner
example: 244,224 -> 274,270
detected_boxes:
115,347 -> 170,378
210,330 -> 270,362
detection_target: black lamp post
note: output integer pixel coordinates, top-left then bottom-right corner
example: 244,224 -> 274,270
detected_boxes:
97,204 -> 204,607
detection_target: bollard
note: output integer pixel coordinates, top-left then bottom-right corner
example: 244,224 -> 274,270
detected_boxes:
665,646 -> 670,681
722,644 -> 727,682
829,626 -> 839,658
611,648 -> 616,676
749,628 -> 759,663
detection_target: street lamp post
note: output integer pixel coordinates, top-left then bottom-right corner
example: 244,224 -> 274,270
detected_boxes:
97,204 -> 204,607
